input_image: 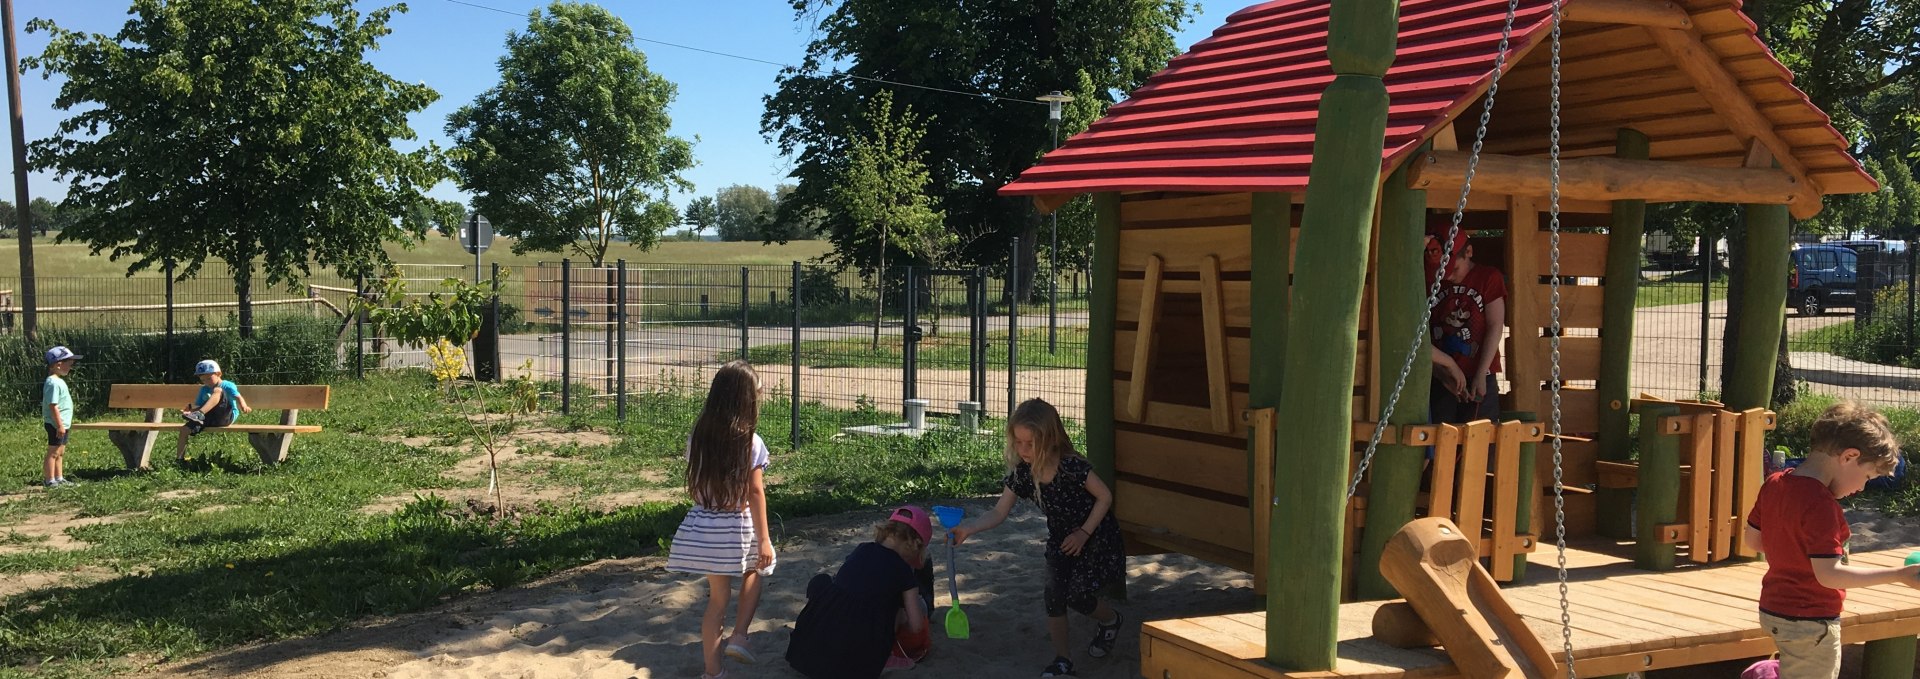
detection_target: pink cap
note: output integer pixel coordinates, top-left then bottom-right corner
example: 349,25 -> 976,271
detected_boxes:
890,505 -> 932,544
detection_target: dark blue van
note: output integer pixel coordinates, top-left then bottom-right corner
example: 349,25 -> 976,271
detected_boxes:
1788,244 -> 1858,316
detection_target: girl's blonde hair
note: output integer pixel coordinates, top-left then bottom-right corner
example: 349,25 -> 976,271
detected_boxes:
1006,398 -> 1074,477
874,520 -> 924,550
686,360 -> 761,508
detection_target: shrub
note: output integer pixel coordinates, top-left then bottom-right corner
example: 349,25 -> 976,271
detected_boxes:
1835,286 -> 1920,367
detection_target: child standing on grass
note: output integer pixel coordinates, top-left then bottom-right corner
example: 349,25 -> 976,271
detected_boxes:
41,346 -> 79,487
951,398 -> 1125,678
785,506 -> 934,678
177,360 -> 252,463
1745,401 -> 1919,679
666,360 -> 775,679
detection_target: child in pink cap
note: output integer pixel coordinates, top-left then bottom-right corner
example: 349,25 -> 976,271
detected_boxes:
785,506 -> 934,678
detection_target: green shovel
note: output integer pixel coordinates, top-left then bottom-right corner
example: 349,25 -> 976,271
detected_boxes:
934,505 -> 970,639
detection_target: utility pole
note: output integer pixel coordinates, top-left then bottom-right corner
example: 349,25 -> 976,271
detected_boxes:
3,0 -> 36,340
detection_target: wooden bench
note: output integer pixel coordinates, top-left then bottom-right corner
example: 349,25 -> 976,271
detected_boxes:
71,384 -> 330,469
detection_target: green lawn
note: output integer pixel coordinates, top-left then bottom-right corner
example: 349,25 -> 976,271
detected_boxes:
747,324 -> 1090,371
0,369 -> 1003,678
1790,320 -> 1854,353
1634,271 -> 1729,308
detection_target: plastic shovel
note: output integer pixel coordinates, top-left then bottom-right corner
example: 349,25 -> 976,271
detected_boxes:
932,505 -> 971,640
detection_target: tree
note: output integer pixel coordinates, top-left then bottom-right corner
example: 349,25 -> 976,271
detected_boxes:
763,1 -> 1192,299
830,90 -> 948,349
713,184 -> 777,242
448,1 -> 694,268
763,184 -> 824,242
27,0 -> 445,336
683,196 -> 718,239
407,198 -> 469,238
0,201 -> 15,238
26,197 -> 56,237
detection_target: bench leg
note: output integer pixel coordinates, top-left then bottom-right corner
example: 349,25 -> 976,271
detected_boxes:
248,433 -> 294,465
1862,636 -> 1917,679
108,429 -> 158,470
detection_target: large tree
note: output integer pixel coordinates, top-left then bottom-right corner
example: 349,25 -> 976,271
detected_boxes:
713,184 -> 777,242
765,184 -> 824,242
682,196 -> 718,239
762,0 -> 1192,298
448,1 -> 693,268
27,0 -> 445,336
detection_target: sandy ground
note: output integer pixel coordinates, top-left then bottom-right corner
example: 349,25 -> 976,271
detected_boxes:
143,498 -> 1253,679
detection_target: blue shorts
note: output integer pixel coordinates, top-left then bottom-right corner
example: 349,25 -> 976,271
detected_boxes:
44,422 -> 68,446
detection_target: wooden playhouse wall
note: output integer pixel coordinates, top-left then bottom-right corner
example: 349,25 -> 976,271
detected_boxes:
1108,191 -> 1374,572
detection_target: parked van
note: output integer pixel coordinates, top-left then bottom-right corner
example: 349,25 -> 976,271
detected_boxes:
1788,244 -> 1858,316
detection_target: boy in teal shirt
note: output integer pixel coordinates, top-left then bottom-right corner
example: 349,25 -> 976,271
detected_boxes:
42,346 -> 79,487
177,359 -> 250,462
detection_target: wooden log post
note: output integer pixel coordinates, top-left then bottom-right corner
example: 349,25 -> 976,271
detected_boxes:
1086,193 -> 1121,486
1267,0 -> 1399,668
1636,404 -> 1682,571
1597,128 -> 1650,539
1356,156 -> 1430,601
1406,151 -> 1802,207
1502,410 -> 1540,579
1724,202 -> 1790,412
1250,191 -> 1291,596
1861,636 -> 1919,679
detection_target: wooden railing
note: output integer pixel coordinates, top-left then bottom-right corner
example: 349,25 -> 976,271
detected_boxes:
1595,397 -> 1774,569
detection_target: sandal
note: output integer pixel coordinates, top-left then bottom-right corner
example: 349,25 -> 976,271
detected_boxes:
724,635 -> 757,664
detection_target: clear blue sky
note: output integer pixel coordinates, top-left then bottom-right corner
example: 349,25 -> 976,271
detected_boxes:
0,0 -> 1227,216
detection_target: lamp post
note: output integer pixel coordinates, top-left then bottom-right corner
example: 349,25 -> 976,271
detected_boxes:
1037,90 -> 1074,354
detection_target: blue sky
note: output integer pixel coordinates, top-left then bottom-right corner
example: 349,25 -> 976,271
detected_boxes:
0,0 -> 1228,215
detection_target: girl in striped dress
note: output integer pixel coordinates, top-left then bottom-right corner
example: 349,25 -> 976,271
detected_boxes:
666,360 -> 775,679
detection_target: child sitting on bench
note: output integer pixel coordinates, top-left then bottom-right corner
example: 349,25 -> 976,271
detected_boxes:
177,360 -> 252,462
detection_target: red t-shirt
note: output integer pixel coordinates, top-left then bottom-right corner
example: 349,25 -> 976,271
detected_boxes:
1430,263 -> 1509,374
1749,470 -> 1850,619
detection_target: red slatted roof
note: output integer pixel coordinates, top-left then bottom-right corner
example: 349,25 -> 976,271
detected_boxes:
1000,0 -> 1873,202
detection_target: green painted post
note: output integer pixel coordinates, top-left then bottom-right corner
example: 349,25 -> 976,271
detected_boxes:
1503,410 -> 1539,580
1249,191 -> 1291,501
1267,0 -> 1399,668
1597,129 -> 1649,540
1861,636 -> 1918,679
1725,202 -> 1790,412
1635,404 -> 1681,571
1355,157 -> 1430,601
1085,193 -> 1121,486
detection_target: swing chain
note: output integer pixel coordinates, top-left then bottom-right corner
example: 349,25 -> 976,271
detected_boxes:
1546,0 -> 1577,675
1345,0 -> 1526,502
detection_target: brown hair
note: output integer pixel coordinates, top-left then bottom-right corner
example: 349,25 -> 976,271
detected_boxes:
1006,398 -> 1075,479
1811,400 -> 1901,473
686,360 -> 762,508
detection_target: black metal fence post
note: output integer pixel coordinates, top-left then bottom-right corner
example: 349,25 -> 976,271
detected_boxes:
740,266 -> 750,361
604,265 -> 616,393
1908,242 -> 1916,354
1699,239 -> 1712,396
1008,237 -> 1020,415
791,261 -> 801,449
561,259 -> 572,415
903,265 -> 918,402
616,259 -> 627,422
164,261 -> 176,383
353,272 -> 365,379
974,267 -> 987,405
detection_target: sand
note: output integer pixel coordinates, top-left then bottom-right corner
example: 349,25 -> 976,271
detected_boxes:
143,503 -> 1920,679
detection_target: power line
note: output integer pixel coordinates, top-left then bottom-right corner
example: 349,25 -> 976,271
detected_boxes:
439,0 -> 1046,107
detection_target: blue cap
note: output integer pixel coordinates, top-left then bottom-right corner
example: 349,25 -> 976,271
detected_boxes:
194,359 -> 222,375
44,346 -> 80,365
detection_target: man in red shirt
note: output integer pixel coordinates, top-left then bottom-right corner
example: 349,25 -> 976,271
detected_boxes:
1746,401 -> 1916,678
1425,224 -> 1507,424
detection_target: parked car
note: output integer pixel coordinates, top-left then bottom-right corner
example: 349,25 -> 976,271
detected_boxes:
1788,244 -> 1858,316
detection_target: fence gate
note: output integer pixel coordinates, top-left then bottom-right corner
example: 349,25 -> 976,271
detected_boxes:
904,267 -> 988,427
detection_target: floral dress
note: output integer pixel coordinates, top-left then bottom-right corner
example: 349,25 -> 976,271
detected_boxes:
1005,454 -> 1125,616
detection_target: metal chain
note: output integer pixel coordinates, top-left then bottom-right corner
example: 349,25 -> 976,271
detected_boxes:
1547,0 -> 1577,675
1346,0 -> 1526,501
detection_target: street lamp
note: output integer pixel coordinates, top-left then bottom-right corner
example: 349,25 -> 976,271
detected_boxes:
1037,90 -> 1074,354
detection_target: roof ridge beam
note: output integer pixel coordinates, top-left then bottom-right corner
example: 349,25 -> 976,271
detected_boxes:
1564,0 -> 1693,30
1406,149 -> 1803,206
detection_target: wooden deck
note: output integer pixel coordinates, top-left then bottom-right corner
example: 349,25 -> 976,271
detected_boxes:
1142,542 -> 1920,678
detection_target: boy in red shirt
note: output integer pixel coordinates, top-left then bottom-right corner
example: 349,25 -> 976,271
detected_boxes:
1746,401 -> 1916,678
1424,224 -> 1507,424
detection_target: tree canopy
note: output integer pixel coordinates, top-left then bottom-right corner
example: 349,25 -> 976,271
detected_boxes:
713,184 -> 776,242
448,1 -> 694,268
762,0 -> 1192,292
28,0 -> 444,334
682,196 -> 718,239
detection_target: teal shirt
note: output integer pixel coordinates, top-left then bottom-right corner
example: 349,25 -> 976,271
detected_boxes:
194,380 -> 242,420
42,375 -> 72,426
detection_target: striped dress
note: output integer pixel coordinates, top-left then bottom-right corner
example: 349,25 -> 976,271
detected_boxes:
666,433 -> 777,576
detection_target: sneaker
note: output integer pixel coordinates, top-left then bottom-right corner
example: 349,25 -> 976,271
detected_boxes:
723,636 -> 756,664
42,480 -> 57,488
1087,610 -> 1124,658
1039,656 -> 1075,677
882,655 -> 916,673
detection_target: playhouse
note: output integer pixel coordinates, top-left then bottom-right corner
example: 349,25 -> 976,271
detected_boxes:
1000,0 -> 1920,676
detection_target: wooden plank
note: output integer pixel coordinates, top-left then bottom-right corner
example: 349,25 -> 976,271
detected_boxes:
1117,277 -> 1254,329
1712,410 -> 1739,561
106,384 -> 201,409
108,383 -> 330,410
72,422 -> 324,434
1115,480 -> 1253,555
1115,430 -> 1250,498
1492,421 -> 1525,580
1506,195 -> 1543,415
1252,408 -> 1276,596
1429,424 -> 1461,522
1119,193 -> 1253,224
1526,284 -> 1606,330
1116,380 -> 1253,438
1687,413 -> 1715,563
1128,255 -> 1164,421
1407,150 -> 1804,207
1117,332 -> 1251,383
1734,408 -> 1767,557
1118,224 -> 1252,273
1534,232 -> 1611,280
1456,421 -> 1496,538
1563,0 -> 1693,29
1511,334 -> 1603,385
1201,255 -> 1234,433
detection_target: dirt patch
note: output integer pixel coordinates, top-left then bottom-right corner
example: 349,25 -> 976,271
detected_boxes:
157,489 -> 215,501
0,566 -> 115,598
503,427 -> 615,449
0,510 -> 132,554
357,486 -> 681,518
378,435 -> 444,448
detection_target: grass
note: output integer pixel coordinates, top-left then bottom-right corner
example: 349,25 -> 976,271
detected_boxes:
1634,269 -> 1729,308
1790,321 -> 1854,353
0,369 -> 1006,678
1771,393 -> 1920,515
745,325 -> 1090,371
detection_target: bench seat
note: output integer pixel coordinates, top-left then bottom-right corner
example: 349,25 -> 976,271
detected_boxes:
77,384 -> 330,468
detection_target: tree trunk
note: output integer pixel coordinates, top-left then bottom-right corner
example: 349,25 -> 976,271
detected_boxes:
235,269 -> 254,339
873,225 -> 887,351
1721,221 -> 1745,399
